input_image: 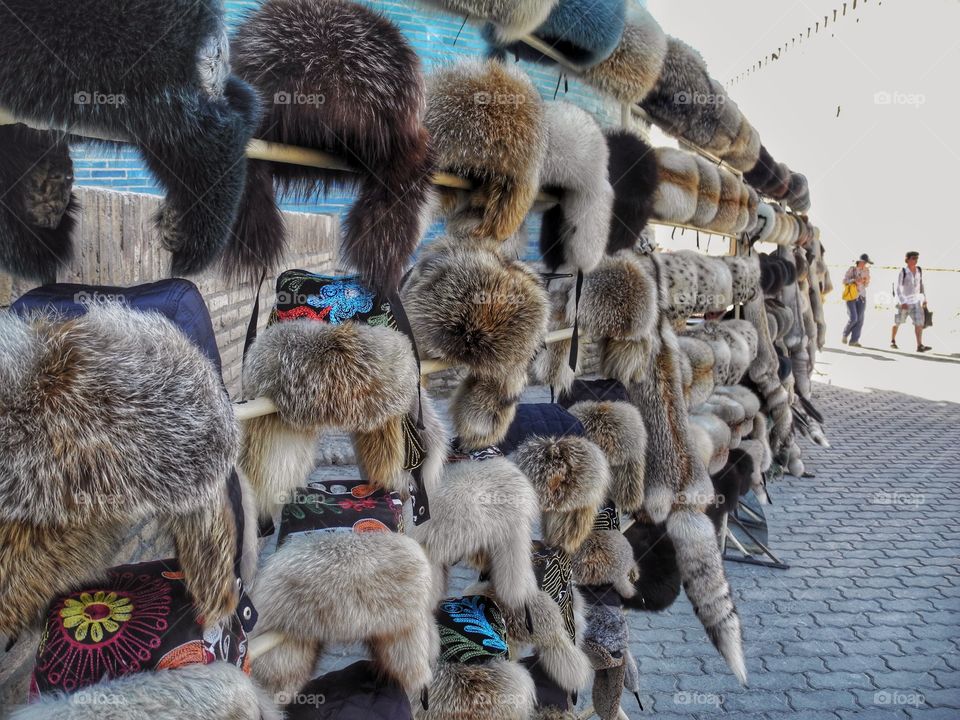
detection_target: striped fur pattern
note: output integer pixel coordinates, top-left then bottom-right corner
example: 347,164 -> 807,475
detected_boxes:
0,0 -> 260,276
581,6 -> 667,104
640,37 -> 715,142
652,148 -> 700,224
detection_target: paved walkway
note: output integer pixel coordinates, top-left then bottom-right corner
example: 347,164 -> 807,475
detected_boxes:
629,381 -> 960,719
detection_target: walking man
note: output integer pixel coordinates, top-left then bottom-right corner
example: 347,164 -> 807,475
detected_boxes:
891,251 -> 931,352
842,253 -> 873,347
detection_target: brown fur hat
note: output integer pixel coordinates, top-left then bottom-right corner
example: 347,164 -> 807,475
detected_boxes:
581,254 -> 659,342
641,37 -> 715,142
676,336 -> 716,408
416,657 -> 536,720
581,6 -> 667,104
514,437 -> 612,554
652,148 -> 700,224
0,305 -> 240,634
251,531 -> 438,697
231,0 -> 434,292
722,116 -> 762,172
691,156 -> 721,228
572,530 -> 639,599
708,167 -> 744,234
240,319 -> 420,515
567,401 -> 647,513
426,60 -> 546,243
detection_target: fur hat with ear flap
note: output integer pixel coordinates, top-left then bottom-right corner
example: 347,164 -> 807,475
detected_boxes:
572,530 -> 639,599
652,148 -> 700,224
677,336 -> 716,408
708,167 -> 745,234
239,320 -> 420,517
489,0 -> 627,68
581,5 -> 667,104
514,437 -> 612,554
0,0 -> 260,278
426,60 -> 545,243
0,124 -> 77,283
414,455 -> 540,612
640,37 -> 715,142
231,0 -> 434,292
724,254 -> 762,305
691,156 -> 722,228
689,410 -> 732,475
679,251 -> 733,315
604,130 -> 659,254
538,102 -> 614,273
0,305 -> 241,635
9,663 -> 281,720
251,531 -> 438,699
567,401 -> 647,513
419,0 -> 557,42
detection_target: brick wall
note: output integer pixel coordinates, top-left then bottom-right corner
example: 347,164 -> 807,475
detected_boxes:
0,188 -> 340,396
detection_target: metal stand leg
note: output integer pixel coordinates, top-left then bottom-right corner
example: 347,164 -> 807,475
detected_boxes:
723,511 -> 790,570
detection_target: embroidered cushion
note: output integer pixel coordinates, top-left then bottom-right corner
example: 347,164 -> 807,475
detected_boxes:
436,596 -> 509,665
277,480 -> 404,546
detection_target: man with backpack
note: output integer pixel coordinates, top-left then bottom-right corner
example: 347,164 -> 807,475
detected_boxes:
891,251 -> 931,352
841,253 -> 873,347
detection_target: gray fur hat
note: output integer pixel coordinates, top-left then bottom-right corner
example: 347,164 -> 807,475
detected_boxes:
652,148 -> 700,224
581,6 -> 667,104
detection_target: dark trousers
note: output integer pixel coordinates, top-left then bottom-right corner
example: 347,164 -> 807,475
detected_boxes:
843,296 -> 866,342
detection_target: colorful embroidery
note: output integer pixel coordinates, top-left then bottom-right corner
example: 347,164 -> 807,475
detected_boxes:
305,281 -> 375,325
532,543 -> 576,642
59,592 -> 133,643
437,596 -> 508,664
275,305 -> 330,323
277,481 -> 403,546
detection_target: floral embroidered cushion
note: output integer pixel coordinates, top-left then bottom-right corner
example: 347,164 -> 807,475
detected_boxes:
276,480 -> 404,546
436,595 -> 509,665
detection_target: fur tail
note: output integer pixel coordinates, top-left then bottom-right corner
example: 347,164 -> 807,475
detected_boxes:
344,128 -> 435,294
667,508 -> 747,684
477,173 -> 539,243
223,158 -> 285,282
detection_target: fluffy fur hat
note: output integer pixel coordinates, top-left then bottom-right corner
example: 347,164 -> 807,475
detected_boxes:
721,117 -> 762,172
0,305 -> 240,634
417,657 -> 536,720
679,251 -> 733,315
743,145 -> 777,190
723,254 -> 762,305
677,336 -> 716,408
414,456 -> 540,612
701,81 -> 743,157
419,0 -> 557,42
538,102 -> 613,273
640,37 -> 716,143
492,0 -> 627,67
658,251 -> 700,322
690,156 -> 721,228
572,530 -> 638,599
231,0 -> 434,291
0,0 -> 260,276
514,437 -> 612,553
426,60 -> 546,243
581,254 -> 659,343
567,401 -> 647,513
689,410 -> 732,474
708,167 -> 745,234
10,663 -> 281,720
581,6 -> 667,104
251,531 -> 438,697
240,319 -> 420,515
652,148 -> 700,224
749,203 -> 777,244
621,517 -> 681,612
604,130 -> 659,254
0,124 -> 77,283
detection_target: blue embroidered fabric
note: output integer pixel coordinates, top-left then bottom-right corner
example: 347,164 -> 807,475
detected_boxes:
436,595 -> 509,664
306,280 -> 376,325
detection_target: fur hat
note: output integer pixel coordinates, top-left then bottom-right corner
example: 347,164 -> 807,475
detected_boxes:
604,130 -> 659,254
657,251 -> 700,321
581,6 -> 667,104
538,102 -> 614,273
690,156 -> 721,228
0,125 -> 77,283
572,530 -> 638,599
417,657 -> 536,720
9,663 -> 280,720
0,0 -> 260,276
251,531 -> 438,697
419,0 -> 557,42
426,60 -> 546,243
621,517 -> 681,612
708,167 -> 745,234
641,37 -> 716,143
580,602 -> 638,720
723,254 -> 762,305
679,251 -> 732,315
702,81 -> 743,157
689,410 -> 732,474
581,254 -> 659,342
414,456 -> 540,612
722,116 -> 762,172
231,0 -> 434,291
514,437 -> 612,553
567,401 -> 647,513
0,305 -> 240,634
677,336 -> 716,408
240,320 -> 421,516
652,148 -> 700,224
491,0 -> 627,68
744,185 -> 760,235
743,145 -> 777,189
749,203 -> 777,244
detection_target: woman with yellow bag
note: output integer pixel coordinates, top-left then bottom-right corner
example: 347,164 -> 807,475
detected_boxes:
841,253 -> 873,347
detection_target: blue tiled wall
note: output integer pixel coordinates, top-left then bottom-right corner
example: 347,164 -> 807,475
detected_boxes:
72,1 -> 643,247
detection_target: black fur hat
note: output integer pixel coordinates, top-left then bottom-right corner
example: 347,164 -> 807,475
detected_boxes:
621,517 -> 681,612
0,0 -> 260,276
604,129 -> 659,254
0,125 -> 77,283
231,0 -> 434,292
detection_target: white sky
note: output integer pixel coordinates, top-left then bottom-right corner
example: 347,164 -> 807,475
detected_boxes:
647,0 -> 960,271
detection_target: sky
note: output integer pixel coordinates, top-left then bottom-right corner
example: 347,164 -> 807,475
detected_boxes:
648,0 -> 960,273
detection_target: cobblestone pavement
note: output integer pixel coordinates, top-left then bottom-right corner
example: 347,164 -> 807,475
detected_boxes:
629,382 -> 960,719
